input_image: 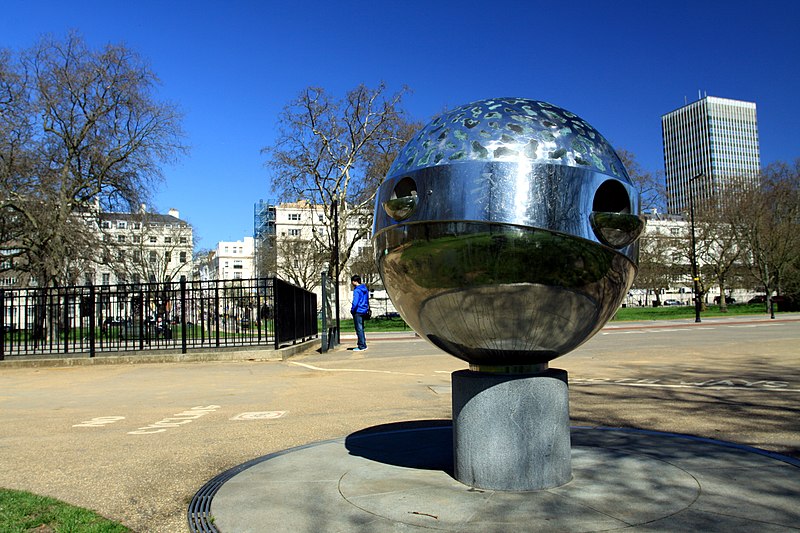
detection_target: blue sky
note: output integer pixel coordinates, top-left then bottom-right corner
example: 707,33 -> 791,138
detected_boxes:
3,0 -> 798,249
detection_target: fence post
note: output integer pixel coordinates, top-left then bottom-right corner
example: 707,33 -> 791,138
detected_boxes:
214,285 -> 220,348
180,277 -> 187,354
63,288 -> 69,355
0,290 -> 5,361
273,277 -> 280,350
88,284 -> 96,358
138,290 -> 145,351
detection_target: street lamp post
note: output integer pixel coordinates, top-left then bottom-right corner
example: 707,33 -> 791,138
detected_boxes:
689,173 -> 703,323
331,198 -> 341,344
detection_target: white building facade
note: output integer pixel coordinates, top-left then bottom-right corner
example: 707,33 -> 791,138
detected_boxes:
95,207 -> 193,285
214,237 -> 255,280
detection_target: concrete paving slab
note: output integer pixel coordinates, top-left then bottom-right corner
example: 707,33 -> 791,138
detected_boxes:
205,426 -> 800,532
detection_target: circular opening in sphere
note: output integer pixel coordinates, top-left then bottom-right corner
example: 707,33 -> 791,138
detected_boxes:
590,179 -> 643,248
383,177 -> 419,221
593,180 -> 630,214
392,177 -> 418,200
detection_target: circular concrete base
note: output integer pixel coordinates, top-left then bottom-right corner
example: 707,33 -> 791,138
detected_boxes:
195,426 -> 800,532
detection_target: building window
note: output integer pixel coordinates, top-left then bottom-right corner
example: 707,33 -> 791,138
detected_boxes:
133,222 -> 141,230
149,251 -> 157,263
133,235 -> 141,243
179,252 -> 187,263
117,221 -> 127,229
102,273 -> 111,285
288,213 -> 301,221
289,229 -> 301,237
165,252 -> 171,263
118,235 -> 126,243
180,237 -> 187,244
165,236 -> 172,244
133,250 -> 141,261
150,236 -> 157,243
101,221 -> 111,229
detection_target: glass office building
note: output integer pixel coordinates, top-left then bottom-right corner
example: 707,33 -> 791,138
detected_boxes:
661,96 -> 760,214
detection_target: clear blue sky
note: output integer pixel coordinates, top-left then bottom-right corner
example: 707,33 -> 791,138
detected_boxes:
4,0 -> 798,249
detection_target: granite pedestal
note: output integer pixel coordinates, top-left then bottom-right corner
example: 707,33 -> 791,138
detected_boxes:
451,368 -> 571,490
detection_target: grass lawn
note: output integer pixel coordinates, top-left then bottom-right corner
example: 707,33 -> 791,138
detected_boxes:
0,488 -> 129,532
336,303 -> 777,332
612,303 -> 773,321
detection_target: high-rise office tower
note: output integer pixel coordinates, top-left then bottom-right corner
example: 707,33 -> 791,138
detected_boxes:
661,96 -> 760,214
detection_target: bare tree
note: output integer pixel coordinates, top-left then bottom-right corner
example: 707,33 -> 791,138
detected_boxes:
690,201 -> 743,312
617,148 -> 666,214
632,228 -> 683,305
276,237 -> 327,290
0,33 -> 186,287
347,243 -> 380,287
734,160 -> 800,308
263,84 -> 415,280
253,235 -> 277,278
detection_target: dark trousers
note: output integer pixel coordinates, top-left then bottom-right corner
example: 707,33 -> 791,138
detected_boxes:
353,313 -> 367,349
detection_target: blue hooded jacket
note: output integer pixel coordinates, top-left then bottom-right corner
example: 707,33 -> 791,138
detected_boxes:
351,284 -> 370,314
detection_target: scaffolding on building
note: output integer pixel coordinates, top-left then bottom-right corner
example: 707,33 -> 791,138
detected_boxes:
254,200 -> 277,278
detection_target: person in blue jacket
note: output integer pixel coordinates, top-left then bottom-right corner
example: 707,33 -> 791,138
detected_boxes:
350,275 -> 369,351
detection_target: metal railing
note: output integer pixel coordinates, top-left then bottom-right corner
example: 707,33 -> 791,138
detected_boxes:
0,277 -> 318,359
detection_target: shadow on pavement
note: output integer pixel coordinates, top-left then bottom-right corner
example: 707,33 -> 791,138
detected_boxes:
344,420 -> 454,476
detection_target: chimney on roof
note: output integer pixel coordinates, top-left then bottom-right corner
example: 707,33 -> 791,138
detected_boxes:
168,208 -> 179,219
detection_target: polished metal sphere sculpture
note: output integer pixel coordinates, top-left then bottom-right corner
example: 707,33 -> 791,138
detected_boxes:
373,98 -> 644,371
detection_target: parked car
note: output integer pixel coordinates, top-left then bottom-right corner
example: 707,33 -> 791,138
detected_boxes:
748,295 -> 767,304
714,296 -> 736,304
662,299 -> 682,306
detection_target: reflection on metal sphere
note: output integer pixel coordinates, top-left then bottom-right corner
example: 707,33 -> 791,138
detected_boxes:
372,98 -> 644,371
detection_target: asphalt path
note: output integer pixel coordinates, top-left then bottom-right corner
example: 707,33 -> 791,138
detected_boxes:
0,314 -> 798,532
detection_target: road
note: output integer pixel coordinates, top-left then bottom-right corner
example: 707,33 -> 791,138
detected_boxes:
0,315 -> 797,532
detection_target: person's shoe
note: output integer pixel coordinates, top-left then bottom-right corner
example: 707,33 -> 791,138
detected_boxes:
353,347 -> 367,351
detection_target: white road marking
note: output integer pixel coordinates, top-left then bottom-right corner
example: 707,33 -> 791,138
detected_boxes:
290,361 -> 424,376
231,411 -> 286,421
73,416 -> 125,428
128,405 -> 221,435
571,378 -> 797,391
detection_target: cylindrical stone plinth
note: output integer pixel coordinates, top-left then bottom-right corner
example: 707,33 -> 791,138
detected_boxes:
452,368 -> 571,490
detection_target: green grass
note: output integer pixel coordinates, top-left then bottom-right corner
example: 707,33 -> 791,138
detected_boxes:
333,304 -> 778,332
338,316 -> 411,332
0,488 -> 130,532
613,303 -> 772,321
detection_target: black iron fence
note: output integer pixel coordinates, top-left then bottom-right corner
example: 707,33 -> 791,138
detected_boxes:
0,277 -> 317,359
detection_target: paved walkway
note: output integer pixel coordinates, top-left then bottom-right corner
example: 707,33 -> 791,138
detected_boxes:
0,313 -> 797,532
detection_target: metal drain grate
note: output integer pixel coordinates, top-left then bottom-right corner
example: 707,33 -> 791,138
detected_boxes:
187,442 -> 323,532
187,455 -> 271,532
